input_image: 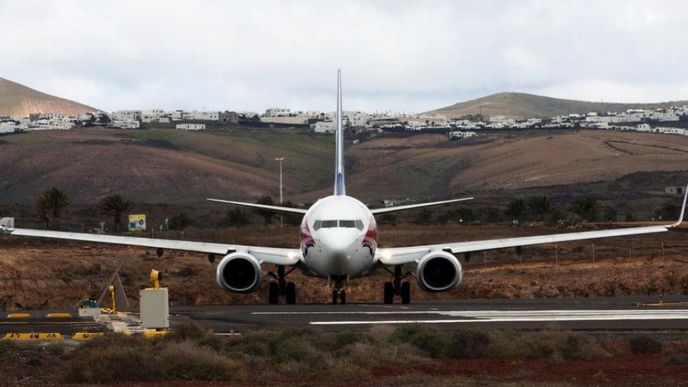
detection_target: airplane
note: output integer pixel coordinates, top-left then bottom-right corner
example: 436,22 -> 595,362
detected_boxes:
1,70 -> 687,305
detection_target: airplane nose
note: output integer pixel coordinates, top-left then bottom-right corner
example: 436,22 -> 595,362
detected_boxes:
318,230 -> 359,252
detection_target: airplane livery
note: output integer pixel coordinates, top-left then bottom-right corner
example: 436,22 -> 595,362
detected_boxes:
2,70 -> 686,305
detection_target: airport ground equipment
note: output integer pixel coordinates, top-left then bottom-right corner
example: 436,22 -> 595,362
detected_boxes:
79,299 -> 101,317
140,269 -> 169,329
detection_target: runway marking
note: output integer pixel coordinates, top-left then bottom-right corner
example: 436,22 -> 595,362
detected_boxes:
277,309 -> 688,325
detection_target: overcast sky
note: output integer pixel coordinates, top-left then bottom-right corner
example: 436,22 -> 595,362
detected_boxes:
2,0 -> 688,112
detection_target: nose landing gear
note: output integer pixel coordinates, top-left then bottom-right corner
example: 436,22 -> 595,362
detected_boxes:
383,264 -> 412,304
267,265 -> 297,304
329,275 -> 348,305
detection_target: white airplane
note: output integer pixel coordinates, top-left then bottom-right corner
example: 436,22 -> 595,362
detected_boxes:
1,70 -> 687,305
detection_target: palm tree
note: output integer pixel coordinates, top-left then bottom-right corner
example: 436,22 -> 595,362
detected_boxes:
99,194 -> 132,232
37,187 -> 70,229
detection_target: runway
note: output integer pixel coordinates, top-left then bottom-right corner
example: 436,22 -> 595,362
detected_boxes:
3,296 -> 688,336
171,296 -> 688,332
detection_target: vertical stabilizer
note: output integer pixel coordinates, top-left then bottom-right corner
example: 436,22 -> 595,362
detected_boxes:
334,69 -> 346,196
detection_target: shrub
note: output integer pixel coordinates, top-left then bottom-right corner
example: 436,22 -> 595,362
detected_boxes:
667,347 -> 688,365
445,330 -> 491,359
166,322 -> 208,341
0,340 -> 15,355
158,341 -> 243,381
628,334 -> 662,354
331,330 -> 367,350
391,325 -> 447,358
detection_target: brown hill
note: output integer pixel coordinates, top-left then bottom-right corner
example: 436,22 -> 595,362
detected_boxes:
431,92 -> 688,120
0,76 -> 98,117
0,128 -> 687,206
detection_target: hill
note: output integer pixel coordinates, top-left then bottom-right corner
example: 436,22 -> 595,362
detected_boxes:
431,92 -> 688,120
0,77 -> 98,117
0,128 -> 687,207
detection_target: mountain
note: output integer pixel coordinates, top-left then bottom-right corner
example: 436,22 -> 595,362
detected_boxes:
0,77 -> 99,117
431,92 -> 688,120
1,128 -> 688,206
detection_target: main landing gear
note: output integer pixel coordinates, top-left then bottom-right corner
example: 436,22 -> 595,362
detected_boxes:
268,265 -> 297,304
383,264 -> 411,304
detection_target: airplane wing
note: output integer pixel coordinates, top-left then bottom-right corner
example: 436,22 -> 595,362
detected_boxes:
377,186 -> 687,266
370,197 -> 474,214
3,227 -> 301,266
207,198 -> 308,215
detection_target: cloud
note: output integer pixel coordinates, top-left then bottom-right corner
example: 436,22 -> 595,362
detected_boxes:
1,0 -> 687,112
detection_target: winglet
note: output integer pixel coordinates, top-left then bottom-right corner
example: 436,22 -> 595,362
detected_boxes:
0,217 -> 14,233
670,183 -> 688,228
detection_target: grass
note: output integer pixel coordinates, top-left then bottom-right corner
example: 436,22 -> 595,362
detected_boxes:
628,333 -> 663,354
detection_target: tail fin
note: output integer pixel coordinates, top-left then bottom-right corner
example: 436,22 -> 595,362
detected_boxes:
334,69 -> 346,196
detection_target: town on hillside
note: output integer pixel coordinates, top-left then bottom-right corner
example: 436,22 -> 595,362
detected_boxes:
2,103 -> 688,139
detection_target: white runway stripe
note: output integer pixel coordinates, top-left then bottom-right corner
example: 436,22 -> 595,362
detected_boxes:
269,309 -> 688,325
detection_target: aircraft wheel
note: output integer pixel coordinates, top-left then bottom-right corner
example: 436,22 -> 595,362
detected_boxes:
332,289 -> 339,304
383,282 -> 394,304
268,282 -> 279,305
286,282 -> 296,304
340,290 -> 346,305
400,282 -> 411,304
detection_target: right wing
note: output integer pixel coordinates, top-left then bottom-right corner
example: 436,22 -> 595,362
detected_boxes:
207,198 -> 307,215
370,197 -> 474,214
6,227 -> 301,266
378,185 -> 687,266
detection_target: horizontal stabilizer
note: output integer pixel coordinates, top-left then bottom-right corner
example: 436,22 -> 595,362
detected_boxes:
207,198 -> 308,215
370,197 -> 474,215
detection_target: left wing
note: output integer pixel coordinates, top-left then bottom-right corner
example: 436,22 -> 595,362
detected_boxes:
4,227 -> 301,266
378,185 -> 687,266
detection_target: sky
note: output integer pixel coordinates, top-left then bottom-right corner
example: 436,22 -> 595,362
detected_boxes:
2,0 -> 688,113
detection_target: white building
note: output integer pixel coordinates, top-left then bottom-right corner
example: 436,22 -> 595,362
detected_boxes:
111,120 -> 141,129
141,109 -> 165,123
264,108 -> 291,116
187,111 -> 219,121
176,123 -> 206,130
111,110 -> 141,121
311,120 -> 336,133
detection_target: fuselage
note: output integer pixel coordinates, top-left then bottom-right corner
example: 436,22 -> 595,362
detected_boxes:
299,195 -> 378,279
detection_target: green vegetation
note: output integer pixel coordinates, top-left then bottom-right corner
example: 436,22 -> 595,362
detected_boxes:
169,212 -> 191,230
37,187 -> 70,229
0,325 -> 684,384
98,193 -> 132,232
628,334 -> 663,354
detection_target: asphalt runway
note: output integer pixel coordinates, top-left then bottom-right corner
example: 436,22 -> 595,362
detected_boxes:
171,296 -> 688,332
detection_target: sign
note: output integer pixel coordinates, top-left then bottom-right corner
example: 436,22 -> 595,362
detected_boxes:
128,214 -> 146,232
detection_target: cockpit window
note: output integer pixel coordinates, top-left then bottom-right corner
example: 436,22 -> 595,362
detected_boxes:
321,220 -> 338,228
312,219 -> 365,230
339,220 -> 356,228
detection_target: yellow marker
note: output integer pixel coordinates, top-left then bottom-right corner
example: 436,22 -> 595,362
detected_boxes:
46,312 -> 72,318
109,285 -> 116,313
150,269 -> 162,289
72,332 -> 105,340
6,313 -> 31,319
2,332 -> 62,340
143,329 -> 168,339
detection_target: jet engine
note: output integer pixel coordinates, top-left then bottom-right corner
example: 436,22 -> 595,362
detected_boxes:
216,252 -> 262,293
416,251 -> 463,292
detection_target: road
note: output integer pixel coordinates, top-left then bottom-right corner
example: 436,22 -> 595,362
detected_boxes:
171,296 -> 688,332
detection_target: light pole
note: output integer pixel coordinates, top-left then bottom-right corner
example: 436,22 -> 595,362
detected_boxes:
275,157 -> 285,226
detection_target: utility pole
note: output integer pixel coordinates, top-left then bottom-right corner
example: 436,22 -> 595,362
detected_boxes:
275,157 -> 285,226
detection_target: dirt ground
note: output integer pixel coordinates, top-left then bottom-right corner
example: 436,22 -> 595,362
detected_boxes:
1,223 -> 687,310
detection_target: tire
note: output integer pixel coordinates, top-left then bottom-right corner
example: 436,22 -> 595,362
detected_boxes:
383,282 -> 394,304
340,290 -> 346,305
401,282 -> 411,305
268,282 -> 279,304
286,282 -> 296,305
332,289 -> 339,304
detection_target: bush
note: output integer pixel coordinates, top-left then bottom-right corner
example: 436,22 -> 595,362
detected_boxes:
0,340 -> 15,355
158,341 -> 242,381
667,347 -> 688,365
445,330 -> 491,358
628,334 -> 662,354
391,325 -> 447,358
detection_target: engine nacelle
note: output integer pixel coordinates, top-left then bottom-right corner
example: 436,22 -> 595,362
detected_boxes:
216,252 -> 262,293
416,251 -> 463,292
